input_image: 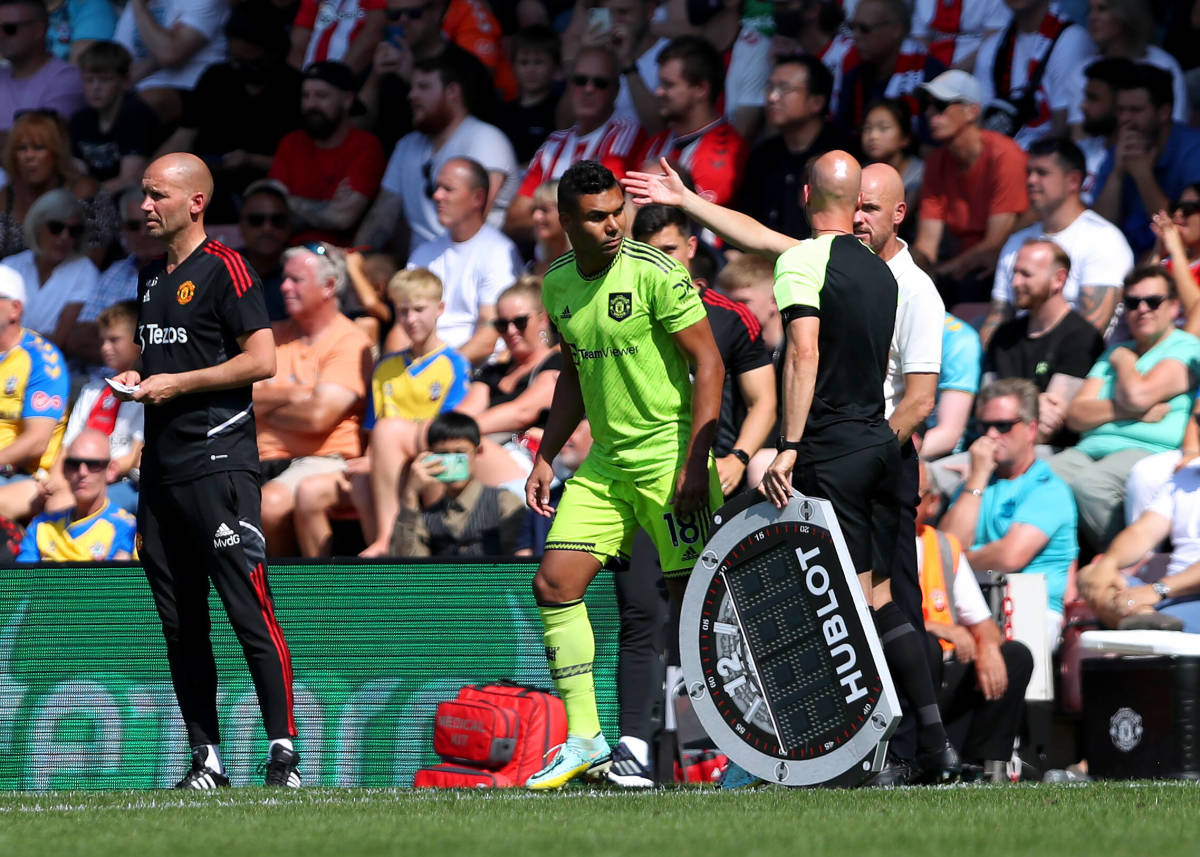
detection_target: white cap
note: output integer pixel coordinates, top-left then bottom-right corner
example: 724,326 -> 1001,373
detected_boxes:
0,264 -> 25,303
918,69 -> 984,107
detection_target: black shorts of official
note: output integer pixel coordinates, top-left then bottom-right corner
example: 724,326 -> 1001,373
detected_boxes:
794,438 -> 903,580
138,469 -> 297,746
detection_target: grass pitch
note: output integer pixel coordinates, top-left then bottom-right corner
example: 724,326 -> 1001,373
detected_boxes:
1,782 -> 1198,857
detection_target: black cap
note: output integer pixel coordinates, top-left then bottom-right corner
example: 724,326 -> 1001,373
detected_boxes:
303,60 -> 358,93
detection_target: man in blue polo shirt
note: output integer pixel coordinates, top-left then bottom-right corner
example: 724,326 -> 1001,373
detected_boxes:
939,377 -> 1077,645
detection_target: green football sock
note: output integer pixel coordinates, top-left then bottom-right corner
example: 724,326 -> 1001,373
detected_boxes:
539,600 -> 601,738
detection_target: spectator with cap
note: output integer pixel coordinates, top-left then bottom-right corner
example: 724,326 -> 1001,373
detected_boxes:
288,0 -> 386,75
17,428 -> 136,562
505,46 -> 643,245
237,178 -> 294,322
155,4 -> 302,224
912,69 -> 1027,307
268,60 -> 386,246
111,0 -> 229,126
736,53 -> 850,243
68,40 -> 161,195
637,35 -> 748,207
970,0 -> 1094,149
0,0 -> 84,140
253,242 -> 373,557
834,0 -> 945,139
0,263 -> 69,524
1093,63 -> 1200,258
355,52 -> 518,255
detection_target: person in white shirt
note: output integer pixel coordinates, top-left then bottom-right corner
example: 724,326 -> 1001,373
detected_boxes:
981,137 -> 1132,346
407,157 -> 522,365
112,0 -> 228,125
355,53 -> 518,252
971,0 -> 1095,149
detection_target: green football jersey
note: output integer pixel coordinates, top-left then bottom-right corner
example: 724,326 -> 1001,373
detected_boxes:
543,239 -> 708,481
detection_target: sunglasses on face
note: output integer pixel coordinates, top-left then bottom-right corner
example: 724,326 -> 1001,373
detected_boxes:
46,220 -> 84,238
923,96 -> 956,114
0,20 -> 36,36
245,212 -> 290,229
571,74 -> 612,90
1172,201 -> 1200,218
978,419 -> 1021,435
1123,294 -> 1169,311
64,457 -> 110,473
387,2 -> 431,22
491,315 -> 531,333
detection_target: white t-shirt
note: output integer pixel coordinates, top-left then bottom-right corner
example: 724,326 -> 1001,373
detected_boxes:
916,534 -> 994,626
113,0 -> 228,91
991,209 -> 1134,309
972,16 -> 1096,150
1069,45 -> 1188,127
381,116 -> 519,247
64,379 -> 145,460
2,251 -> 99,337
724,20 -> 772,116
406,224 -> 522,348
884,241 -> 945,418
1148,467 -> 1200,579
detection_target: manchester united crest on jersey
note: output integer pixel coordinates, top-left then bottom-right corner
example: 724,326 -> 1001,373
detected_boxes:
176,281 -> 195,305
608,292 -> 631,322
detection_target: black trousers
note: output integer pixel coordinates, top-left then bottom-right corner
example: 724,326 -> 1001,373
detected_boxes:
139,470 -> 296,746
928,634 -> 1034,762
885,440 -> 928,760
614,529 -> 669,743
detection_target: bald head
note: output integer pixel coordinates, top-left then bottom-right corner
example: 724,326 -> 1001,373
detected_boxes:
805,151 -> 862,218
67,428 -> 112,462
853,162 -> 906,255
146,153 -> 214,204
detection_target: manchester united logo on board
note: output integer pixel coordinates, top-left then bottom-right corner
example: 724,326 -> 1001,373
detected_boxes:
608,292 -> 631,322
177,281 -> 195,305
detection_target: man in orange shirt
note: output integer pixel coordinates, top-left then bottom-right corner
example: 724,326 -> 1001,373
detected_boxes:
253,242 -> 374,556
913,70 -> 1028,305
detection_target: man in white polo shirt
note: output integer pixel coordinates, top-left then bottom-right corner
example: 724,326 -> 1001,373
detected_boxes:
407,157 -> 522,365
981,137 -> 1133,347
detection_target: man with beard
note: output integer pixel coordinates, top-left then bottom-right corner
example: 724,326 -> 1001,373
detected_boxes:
268,60 -> 386,245
1074,57 -> 1129,205
355,52 -> 518,255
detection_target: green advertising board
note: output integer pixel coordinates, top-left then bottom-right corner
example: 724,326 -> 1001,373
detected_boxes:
0,560 -> 620,790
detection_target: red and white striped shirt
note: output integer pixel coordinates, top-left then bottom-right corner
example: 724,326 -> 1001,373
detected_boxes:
295,0 -> 385,68
517,115 -> 645,198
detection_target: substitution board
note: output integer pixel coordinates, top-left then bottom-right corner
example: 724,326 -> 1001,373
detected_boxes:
679,491 -> 900,787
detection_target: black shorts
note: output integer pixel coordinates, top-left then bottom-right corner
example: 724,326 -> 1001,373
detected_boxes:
794,439 -> 903,579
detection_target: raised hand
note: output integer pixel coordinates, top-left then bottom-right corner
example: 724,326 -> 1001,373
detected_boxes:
621,158 -> 688,207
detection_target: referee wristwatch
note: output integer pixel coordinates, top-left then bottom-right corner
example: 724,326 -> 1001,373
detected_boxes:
730,448 -> 750,466
1153,581 -> 1171,601
777,437 -> 803,452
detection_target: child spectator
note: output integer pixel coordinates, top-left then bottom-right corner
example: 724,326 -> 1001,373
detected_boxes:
52,299 -> 144,514
292,267 -> 472,557
68,41 -> 160,194
501,26 -> 563,166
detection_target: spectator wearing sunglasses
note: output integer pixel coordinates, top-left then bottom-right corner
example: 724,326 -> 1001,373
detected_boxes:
406,156 -> 522,365
237,179 -> 294,322
940,377 -> 1077,643
505,46 -> 643,246
912,69 -> 1028,307
17,428 -> 136,563
0,0 -> 84,137
1153,184 -> 1200,289
1,187 -> 99,362
1050,267 -> 1200,554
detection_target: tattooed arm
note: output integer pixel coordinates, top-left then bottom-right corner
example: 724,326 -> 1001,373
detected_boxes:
1077,285 -> 1119,337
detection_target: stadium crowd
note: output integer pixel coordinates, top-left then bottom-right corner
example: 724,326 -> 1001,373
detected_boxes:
3,0 -> 1200,782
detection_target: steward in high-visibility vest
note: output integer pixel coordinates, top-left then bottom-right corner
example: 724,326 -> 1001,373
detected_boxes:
918,524 -> 961,654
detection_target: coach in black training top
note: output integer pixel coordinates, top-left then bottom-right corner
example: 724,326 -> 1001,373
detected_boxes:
112,153 -> 300,789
